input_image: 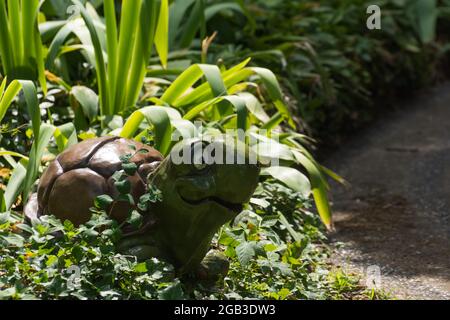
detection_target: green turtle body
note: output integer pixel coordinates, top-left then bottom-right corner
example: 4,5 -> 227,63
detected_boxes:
25,137 -> 260,272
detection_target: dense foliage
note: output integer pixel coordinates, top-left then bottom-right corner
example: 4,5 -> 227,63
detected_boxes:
0,181 -> 370,300
1,0 -> 447,300
203,0 -> 450,141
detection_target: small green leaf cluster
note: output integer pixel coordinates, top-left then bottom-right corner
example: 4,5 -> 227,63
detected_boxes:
95,147 -> 163,231
189,181 -> 367,300
0,211 -> 181,300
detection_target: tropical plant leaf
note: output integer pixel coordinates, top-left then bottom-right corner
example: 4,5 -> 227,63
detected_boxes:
120,106 -> 181,156
155,0 -> 169,68
262,166 -> 311,198
236,241 -> 256,266
71,85 -> 99,122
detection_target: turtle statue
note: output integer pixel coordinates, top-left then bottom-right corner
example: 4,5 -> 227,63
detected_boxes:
25,136 -> 260,274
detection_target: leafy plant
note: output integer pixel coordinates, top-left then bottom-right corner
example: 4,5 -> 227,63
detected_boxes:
0,211 -> 182,300
113,57 -> 336,229
0,180 -> 375,300
201,0 -> 450,141
0,78 -> 76,210
0,0 -> 47,93
47,0 -> 169,117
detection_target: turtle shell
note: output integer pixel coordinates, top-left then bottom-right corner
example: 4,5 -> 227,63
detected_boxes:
32,137 -> 163,226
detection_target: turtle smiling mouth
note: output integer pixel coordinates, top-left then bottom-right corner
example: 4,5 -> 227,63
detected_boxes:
181,195 -> 244,213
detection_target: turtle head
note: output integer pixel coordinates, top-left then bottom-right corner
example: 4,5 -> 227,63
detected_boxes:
148,138 -> 260,272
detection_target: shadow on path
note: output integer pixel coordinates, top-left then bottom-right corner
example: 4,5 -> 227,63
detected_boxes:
326,83 -> 450,299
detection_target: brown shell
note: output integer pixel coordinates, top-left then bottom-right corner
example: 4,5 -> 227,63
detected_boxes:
35,137 -> 163,226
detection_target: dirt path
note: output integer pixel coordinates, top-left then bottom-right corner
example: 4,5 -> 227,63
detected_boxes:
325,83 -> 450,299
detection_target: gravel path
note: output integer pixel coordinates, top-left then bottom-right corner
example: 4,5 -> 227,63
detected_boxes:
325,83 -> 450,300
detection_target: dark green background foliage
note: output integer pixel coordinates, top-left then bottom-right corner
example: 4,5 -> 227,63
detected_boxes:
203,0 -> 450,142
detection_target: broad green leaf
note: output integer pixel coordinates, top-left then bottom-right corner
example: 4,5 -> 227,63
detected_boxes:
104,0 -> 118,110
0,150 -> 28,160
262,166 -> 311,197
237,92 -> 270,123
113,0 -> 142,114
158,281 -> 184,300
250,67 -> 295,129
292,150 -> 333,230
0,189 -> 5,212
71,0 -> 108,116
54,123 -> 78,152
71,86 -> 99,122
175,60 -> 251,108
23,124 -> 56,204
0,77 -> 6,98
155,0 -> 169,68
4,158 -> 27,210
236,241 -> 256,266
7,0 -> 23,67
95,195 -> 114,210
279,213 -> 303,243
0,1 -> 13,75
178,0 -> 205,49
412,0 -> 437,43
168,0 -> 196,48
183,95 -> 248,130
1,233 -> 24,247
162,64 -> 228,107
123,0 -> 159,110
174,64 -> 227,107
0,80 -> 21,123
120,106 -> 181,155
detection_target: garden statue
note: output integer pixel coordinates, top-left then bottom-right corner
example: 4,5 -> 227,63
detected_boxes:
24,136 -> 260,274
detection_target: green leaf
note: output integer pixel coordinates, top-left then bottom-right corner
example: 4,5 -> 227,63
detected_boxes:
23,124 -> 55,204
250,67 -> 295,129
292,150 -> 333,230
0,80 -> 21,124
127,210 -> 143,229
113,0 -> 142,115
411,0 -> 437,44
158,281 -> 184,300
122,163 -> 138,176
115,179 -> 131,194
168,0 -> 196,48
134,262 -> 148,273
0,1 -> 13,75
1,233 -> 24,247
236,241 -> 256,266
4,158 -> 27,210
120,106 -> 181,156
54,123 -> 78,152
262,166 -> 311,197
0,76 -> 7,99
178,0 -> 205,49
71,0 -> 108,116
0,189 -> 5,212
46,255 -> 58,267
154,0 -> 169,68
71,86 -> 99,122
95,195 -> 114,210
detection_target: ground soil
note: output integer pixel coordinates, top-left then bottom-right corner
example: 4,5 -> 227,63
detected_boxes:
325,83 -> 450,299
